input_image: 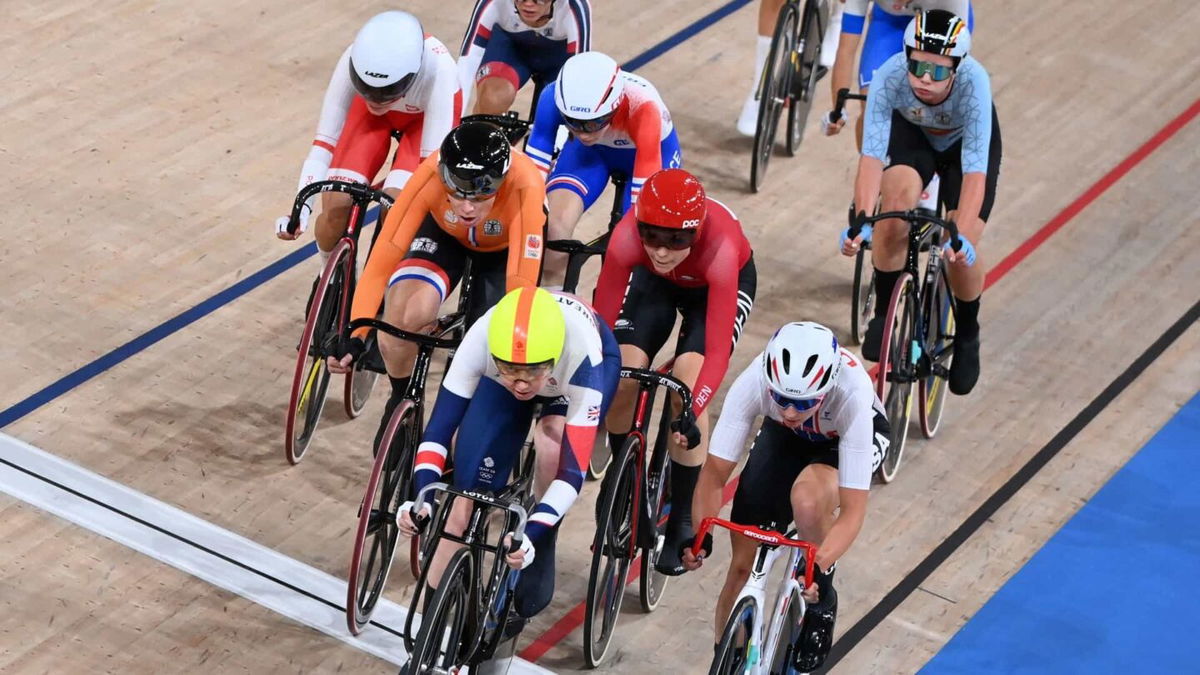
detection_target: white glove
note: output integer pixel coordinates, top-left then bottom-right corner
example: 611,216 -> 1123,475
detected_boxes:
274,203 -> 311,239
396,500 -> 432,536
821,108 -> 849,135
506,534 -> 536,570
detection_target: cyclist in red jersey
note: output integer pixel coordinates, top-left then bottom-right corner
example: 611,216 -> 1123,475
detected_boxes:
593,168 -> 756,575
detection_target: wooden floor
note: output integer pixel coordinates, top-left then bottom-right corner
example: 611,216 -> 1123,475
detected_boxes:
2,0 -> 1198,672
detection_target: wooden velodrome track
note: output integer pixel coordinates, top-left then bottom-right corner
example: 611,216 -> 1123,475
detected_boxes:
3,0 -> 1198,673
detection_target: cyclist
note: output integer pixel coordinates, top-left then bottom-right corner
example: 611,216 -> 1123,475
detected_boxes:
274,11 -> 461,266
824,0 -> 973,209
840,9 -> 1000,396
327,120 -> 546,453
526,51 -> 683,285
682,321 -> 889,671
458,0 -> 593,115
734,0 -> 844,136
397,287 -> 621,630
593,168 -> 755,576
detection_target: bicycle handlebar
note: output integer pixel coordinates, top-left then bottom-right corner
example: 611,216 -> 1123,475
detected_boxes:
462,111 -> 533,145
618,366 -> 696,428
347,318 -> 461,351
286,180 -> 394,235
832,87 -> 867,124
413,482 -> 530,547
544,238 -> 607,258
691,517 -> 817,588
850,209 -> 963,252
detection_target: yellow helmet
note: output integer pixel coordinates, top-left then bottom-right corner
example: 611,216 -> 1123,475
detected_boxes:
488,287 -> 566,365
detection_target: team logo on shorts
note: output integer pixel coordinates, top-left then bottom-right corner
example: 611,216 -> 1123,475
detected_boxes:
524,234 -> 543,259
614,318 -> 632,330
410,237 -> 437,254
483,219 -> 503,236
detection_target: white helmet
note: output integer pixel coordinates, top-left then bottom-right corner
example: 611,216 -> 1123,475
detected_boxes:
554,51 -> 624,122
762,322 -> 842,400
349,11 -> 425,104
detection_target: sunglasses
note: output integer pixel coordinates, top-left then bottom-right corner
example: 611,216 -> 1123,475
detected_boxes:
637,222 -> 696,251
562,110 -> 616,134
494,357 -> 554,381
907,58 -> 955,82
770,390 -> 823,411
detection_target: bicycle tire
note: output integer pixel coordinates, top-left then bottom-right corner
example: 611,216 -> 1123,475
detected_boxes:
785,0 -> 823,156
639,397 -> 674,613
403,547 -> 475,675
586,432 -> 612,481
346,399 -> 419,634
583,437 -> 639,668
768,586 -> 806,675
750,0 -> 800,193
918,261 -> 955,438
709,595 -> 758,675
284,238 -> 353,465
849,244 -> 875,345
875,273 -> 916,483
344,366 -> 378,419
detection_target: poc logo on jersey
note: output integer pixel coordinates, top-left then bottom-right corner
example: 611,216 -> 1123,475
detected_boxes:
681,219 -> 700,229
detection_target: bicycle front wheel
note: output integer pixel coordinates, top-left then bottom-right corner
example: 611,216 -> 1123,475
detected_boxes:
285,238 -> 353,465
346,399 -> 419,634
785,0 -> 824,155
850,244 -> 875,345
402,547 -> 475,675
751,0 -> 800,193
768,587 -> 806,675
918,262 -> 955,438
876,273 -> 916,483
709,595 -> 758,675
583,437 -> 638,668
639,402 -> 674,612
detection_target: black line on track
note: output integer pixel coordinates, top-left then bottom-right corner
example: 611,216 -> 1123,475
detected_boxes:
821,297 -> 1200,672
0,457 -> 405,640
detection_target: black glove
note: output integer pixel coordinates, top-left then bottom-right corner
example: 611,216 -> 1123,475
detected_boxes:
847,209 -> 870,241
679,531 -> 714,562
671,415 -> 702,449
336,334 -> 367,364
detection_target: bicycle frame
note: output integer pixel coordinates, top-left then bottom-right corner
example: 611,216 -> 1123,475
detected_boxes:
694,518 -> 817,675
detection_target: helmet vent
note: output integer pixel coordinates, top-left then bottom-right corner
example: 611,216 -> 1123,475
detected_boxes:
781,349 -> 791,373
819,368 -> 832,390
802,354 -> 818,378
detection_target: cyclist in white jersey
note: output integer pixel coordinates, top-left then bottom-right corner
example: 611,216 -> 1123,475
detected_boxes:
682,321 -> 889,672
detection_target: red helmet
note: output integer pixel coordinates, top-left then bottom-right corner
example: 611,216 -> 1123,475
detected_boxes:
636,169 -> 706,230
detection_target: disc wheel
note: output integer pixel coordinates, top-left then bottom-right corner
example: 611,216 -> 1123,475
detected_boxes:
583,437 -> 638,668
750,0 -> 799,193
875,273 -> 916,483
346,400 -> 419,634
284,238 -> 353,465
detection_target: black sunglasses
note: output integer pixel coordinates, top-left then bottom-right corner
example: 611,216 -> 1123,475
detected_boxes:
637,222 -> 696,251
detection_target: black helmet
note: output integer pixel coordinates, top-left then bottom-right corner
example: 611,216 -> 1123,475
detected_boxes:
438,121 -> 511,199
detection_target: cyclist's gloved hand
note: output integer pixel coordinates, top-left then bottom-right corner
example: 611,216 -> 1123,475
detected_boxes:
275,203 -> 312,240
840,210 -> 872,256
504,534 -> 535,571
681,532 -> 714,572
327,334 -> 366,374
821,108 -> 848,136
943,231 -> 977,267
397,500 -> 431,537
671,415 -> 702,450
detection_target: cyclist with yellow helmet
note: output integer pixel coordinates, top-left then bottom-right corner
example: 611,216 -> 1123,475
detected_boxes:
398,287 -> 620,627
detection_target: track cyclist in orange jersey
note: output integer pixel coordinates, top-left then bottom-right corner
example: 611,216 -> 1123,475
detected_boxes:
525,51 -> 683,286
397,287 -> 621,633
682,322 -> 890,672
274,12 -> 461,265
326,121 -> 546,454
458,0 -> 592,115
593,169 -> 756,576
840,9 -> 1001,396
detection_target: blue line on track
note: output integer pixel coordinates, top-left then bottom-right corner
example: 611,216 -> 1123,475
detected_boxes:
0,0 -> 752,428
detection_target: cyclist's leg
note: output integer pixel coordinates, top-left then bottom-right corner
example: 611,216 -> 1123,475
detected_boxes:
714,419 -> 807,643
382,111 -> 425,192
542,139 -> 609,286
862,111 -> 937,359
737,0 -> 788,135
788,441 -> 843,671
936,105 -> 1001,395
472,29 -> 531,115
321,98 -> 392,254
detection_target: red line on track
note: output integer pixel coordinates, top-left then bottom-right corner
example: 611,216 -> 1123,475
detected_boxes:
521,96 -> 1200,664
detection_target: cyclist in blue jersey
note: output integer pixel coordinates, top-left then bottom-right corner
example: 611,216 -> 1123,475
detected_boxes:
839,9 -> 1001,396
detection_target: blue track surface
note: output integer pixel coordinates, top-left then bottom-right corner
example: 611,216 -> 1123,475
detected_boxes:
923,390 -> 1200,674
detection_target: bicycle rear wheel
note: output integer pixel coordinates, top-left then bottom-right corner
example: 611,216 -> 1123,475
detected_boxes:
709,596 -> 758,675
284,238 -> 352,465
918,262 -> 955,438
347,399 -> 419,634
850,244 -> 875,345
875,273 -> 916,483
583,437 -> 638,668
750,0 -> 799,193
402,547 -> 475,675
785,0 -> 823,156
